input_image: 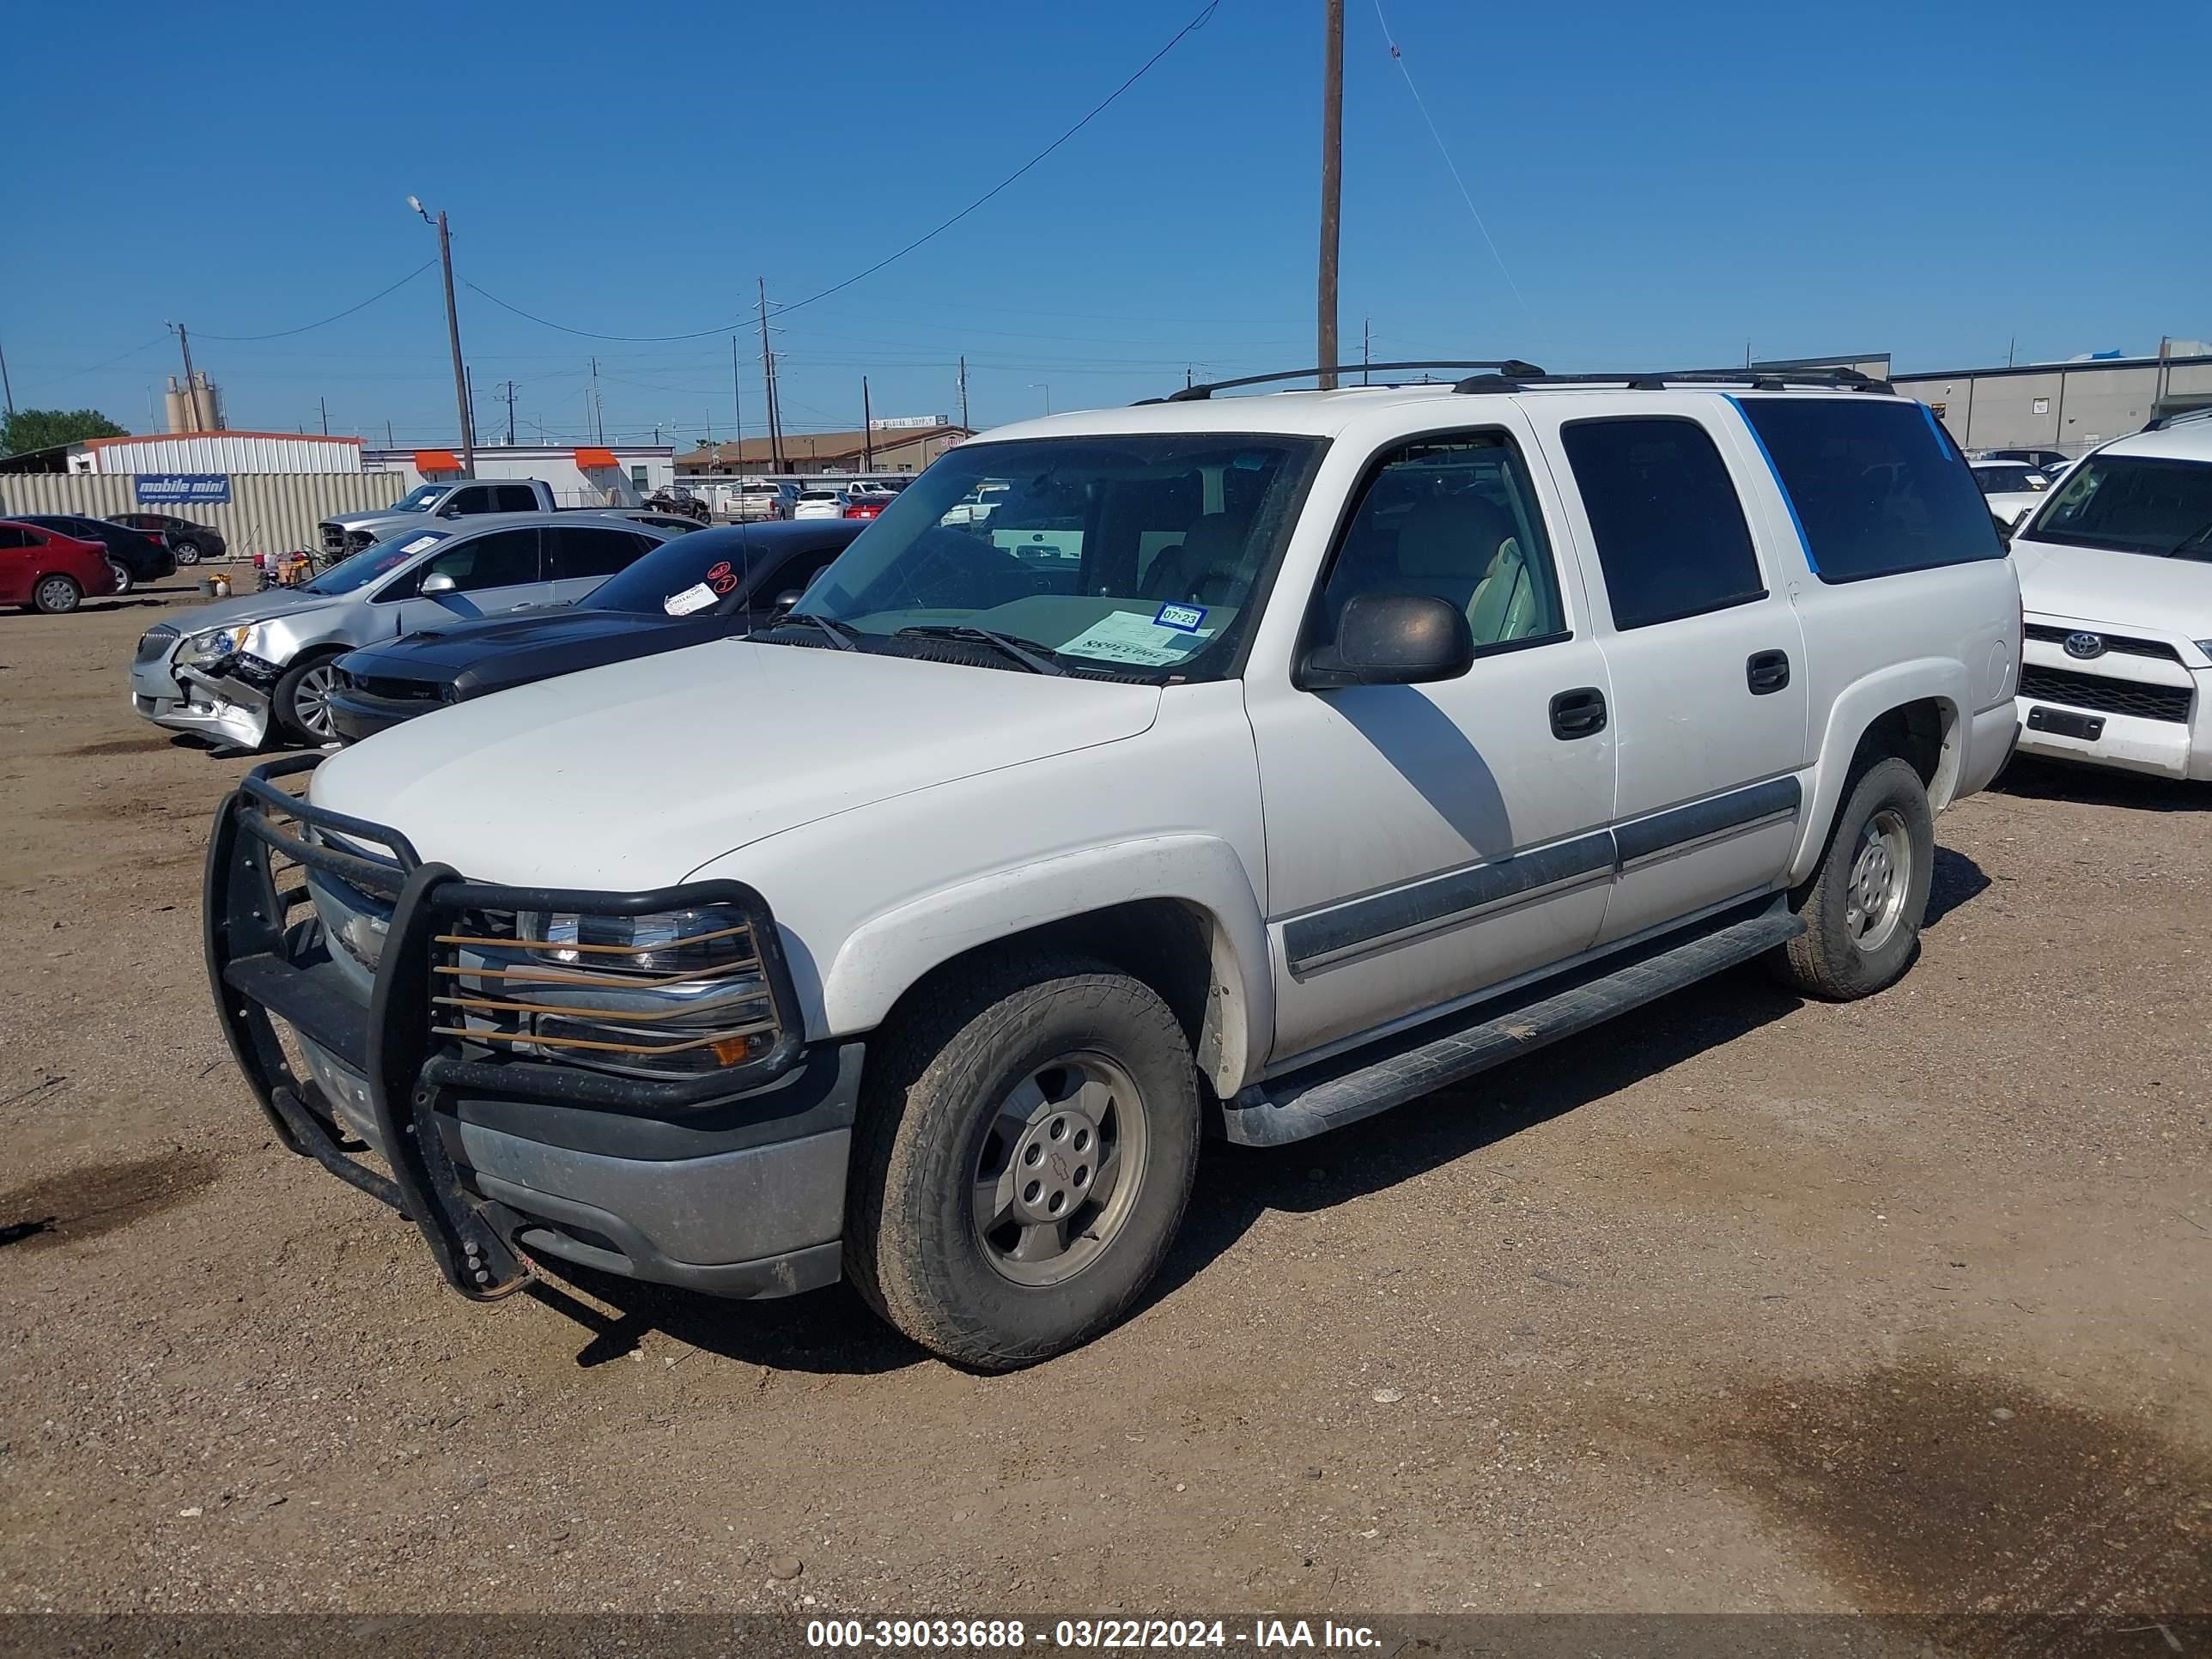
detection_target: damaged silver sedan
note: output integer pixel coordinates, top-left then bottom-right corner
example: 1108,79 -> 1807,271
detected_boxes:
129,514 -> 678,748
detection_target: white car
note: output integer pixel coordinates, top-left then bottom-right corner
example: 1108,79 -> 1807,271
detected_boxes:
204,366 -> 2019,1368
791,487 -> 847,520
1971,459 -> 2052,527
2008,421 -> 2212,781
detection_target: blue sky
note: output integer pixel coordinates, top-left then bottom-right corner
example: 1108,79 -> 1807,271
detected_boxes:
4,0 -> 2205,446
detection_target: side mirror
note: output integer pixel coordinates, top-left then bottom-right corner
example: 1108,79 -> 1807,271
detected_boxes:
1299,592 -> 1474,689
420,573 -> 459,598
772,589 -> 804,612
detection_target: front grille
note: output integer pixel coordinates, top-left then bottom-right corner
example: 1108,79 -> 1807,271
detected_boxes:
319,523 -> 346,555
134,624 -> 178,665
2020,664 -> 2193,724
353,675 -> 444,704
2024,623 -> 2184,664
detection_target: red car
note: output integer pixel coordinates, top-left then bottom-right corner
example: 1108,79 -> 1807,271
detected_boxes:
0,519 -> 119,614
842,496 -> 889,520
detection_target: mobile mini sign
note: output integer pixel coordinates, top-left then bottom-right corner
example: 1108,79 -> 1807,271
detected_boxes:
135,473 -> 231,506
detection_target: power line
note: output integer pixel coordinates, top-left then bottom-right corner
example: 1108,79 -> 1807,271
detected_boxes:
193,260 -> 440,342
15,334 -> 169,396
463,0 -> 1222,343
1370,0 -> 1534,331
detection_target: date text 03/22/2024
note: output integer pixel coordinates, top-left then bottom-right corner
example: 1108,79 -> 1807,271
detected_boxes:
805,1619 -> 1383,1651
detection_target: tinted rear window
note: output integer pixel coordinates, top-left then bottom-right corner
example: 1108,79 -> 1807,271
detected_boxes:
1559,416 -> 1765,630
1735,398 -> 2004,582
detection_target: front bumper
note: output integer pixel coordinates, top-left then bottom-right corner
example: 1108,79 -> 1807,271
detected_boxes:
2013,619 -> 2209,781
204,756 -> 847,1302
131,649 -> 273,748
325,681 -> 436,744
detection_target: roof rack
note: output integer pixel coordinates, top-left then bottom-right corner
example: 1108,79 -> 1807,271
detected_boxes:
1144,361 -> 1892,404
1150,361 -> 1546,403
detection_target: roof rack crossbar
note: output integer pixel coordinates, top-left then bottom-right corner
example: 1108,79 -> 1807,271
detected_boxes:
1158,361 -> 1546,403
1497,367 -> 1893,395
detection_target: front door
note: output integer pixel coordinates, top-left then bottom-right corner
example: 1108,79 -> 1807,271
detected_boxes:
375,526 -> 550,635
1245,420 -> 1618,1067
1532,401 -> 1810,944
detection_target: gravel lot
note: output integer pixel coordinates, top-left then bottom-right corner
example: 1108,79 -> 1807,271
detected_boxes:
1,585 -> 2206,1634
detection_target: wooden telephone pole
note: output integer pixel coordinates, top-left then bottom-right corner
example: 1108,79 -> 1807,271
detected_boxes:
1317,0 -> 1344,390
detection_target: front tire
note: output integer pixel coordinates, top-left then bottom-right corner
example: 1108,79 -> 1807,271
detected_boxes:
273,654 -> 343,746
33,574 -> 82,615
846,953 -> 1201,1370
1771,755 -> 1934,1000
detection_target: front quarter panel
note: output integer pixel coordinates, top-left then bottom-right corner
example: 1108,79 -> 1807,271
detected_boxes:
684,680 -> 1276,1097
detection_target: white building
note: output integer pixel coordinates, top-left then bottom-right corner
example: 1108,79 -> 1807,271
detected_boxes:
360,443 -> 676,507
69,432 -> 364,474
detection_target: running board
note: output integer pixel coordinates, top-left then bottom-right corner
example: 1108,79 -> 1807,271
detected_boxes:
1221,900 -> 1804,1148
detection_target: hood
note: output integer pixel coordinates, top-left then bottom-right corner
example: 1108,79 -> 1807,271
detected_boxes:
340,605 -> 626,674
2014,538 -> 2212,636
308,639 -> 1162,886
161,586 -> 343,636
325,507 -> 423,529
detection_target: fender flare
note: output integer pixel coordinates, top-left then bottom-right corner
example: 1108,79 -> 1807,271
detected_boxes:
1790,657 -> 1966,884
817,834 -> 1274,1098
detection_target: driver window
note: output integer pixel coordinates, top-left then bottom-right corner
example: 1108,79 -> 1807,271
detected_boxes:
417,527 -> 543,592
445,486 -> 494,515
1316,434 -> 1567,650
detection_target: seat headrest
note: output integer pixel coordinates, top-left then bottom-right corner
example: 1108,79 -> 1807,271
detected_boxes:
1395,495 -> 1510,580
1176,513 -> 1248,569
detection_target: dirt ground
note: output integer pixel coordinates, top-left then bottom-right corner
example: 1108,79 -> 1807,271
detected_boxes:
1,583 -> 2207,1633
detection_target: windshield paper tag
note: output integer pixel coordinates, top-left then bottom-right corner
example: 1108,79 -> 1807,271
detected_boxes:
1153,602 -> 1206,633
663,581 -> 718,617
1061,610 -> 1214,666
399,535 -> 442,555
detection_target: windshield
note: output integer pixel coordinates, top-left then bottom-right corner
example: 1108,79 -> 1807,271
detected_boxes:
300,529 -> 450,595
2023,453 -> 2212,558
786,434 -> 1325,680
588,531 -> 776,614
1975,465 -> 2046,495
387,484 -> 450,513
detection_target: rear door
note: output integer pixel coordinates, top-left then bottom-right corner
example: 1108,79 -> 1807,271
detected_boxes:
1529,398 -> 1810,945
544,524 -> 657,602
375,526 -> 548,634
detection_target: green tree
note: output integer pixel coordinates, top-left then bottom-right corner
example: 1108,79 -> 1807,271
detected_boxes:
0,408 -> 129,457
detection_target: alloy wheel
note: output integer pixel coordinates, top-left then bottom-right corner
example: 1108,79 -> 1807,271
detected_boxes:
970,1053 -> 1149,1288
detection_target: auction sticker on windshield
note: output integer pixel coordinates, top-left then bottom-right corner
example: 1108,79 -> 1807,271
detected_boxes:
664,582 -> 718,617
1060,609 -> 1215,666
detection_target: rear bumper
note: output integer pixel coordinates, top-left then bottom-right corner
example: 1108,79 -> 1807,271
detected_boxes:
204,757 -> 840,1302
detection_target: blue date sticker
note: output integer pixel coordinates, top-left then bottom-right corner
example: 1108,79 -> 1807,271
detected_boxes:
1154,602 -> 1206,633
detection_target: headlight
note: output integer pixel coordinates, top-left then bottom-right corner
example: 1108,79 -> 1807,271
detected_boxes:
2196,641 -> 2212,661
179,624 -> 251,666
433,905 -> 783,1079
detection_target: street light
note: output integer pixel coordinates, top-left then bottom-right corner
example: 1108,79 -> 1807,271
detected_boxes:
409,195 -> 476,477
1030,382 -> 1052,415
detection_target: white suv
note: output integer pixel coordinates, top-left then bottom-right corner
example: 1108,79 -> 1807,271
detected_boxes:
204,365 -> 2021,1367
2008,417 -> 2212,781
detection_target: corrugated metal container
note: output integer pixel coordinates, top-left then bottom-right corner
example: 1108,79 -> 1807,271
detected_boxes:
0,473 -> 404,558
82,434 -> 363,475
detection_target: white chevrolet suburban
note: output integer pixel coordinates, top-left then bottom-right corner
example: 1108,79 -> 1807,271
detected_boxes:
205,364 -> 2021,1367
2007,415 -> 2212,781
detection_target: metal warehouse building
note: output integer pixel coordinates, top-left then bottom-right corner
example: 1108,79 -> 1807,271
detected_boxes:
1893,348 -> 2212,457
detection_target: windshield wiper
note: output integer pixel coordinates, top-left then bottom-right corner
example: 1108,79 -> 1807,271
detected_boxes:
780,611 -> 863,651
895,623 -> 1067,676
2168,517 -> 2212,558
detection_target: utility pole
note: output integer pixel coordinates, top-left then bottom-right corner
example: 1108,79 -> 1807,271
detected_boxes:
957,356 -> 969,430
502,380 -> 517,446
589,357 -> 605,444
319,397 -> 329,435
1362,316 -> 1370,386
0,332 -> 15,418
862,377 -> 874,470
757,279 -> 785,474
169,323 -> 204,429
409,198 -> 476,475
386,419 -> 394,447
1316,0 -> 1344,390
2008,337 -> 2017,368
730,335 -> 744,471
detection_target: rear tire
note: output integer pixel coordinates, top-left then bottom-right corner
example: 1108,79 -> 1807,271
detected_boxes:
845,952 -> 1202,1370
173,540 -> 202,567
33,574 -> 82,616
1771,755 -> 1934,1000
106,559 -> 135,596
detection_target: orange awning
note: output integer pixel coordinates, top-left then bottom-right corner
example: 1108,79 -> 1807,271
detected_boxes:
414,449 -> 462,472
574,447 -> 620,470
